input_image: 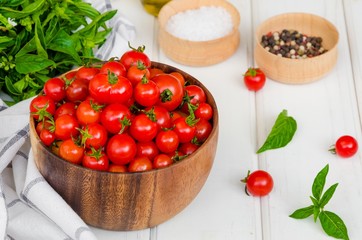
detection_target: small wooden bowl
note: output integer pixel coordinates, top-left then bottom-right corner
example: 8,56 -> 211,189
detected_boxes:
158,0 -> 240,66
254,13 -> 339,84
29,62 -> 219,231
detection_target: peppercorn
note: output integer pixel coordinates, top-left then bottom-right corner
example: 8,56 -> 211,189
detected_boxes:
260,29 -> 328,59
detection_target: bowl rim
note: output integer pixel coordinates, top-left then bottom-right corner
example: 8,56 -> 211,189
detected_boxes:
255,12 -> 339,62
30,61 -> 219,176
158,0 -> 240,44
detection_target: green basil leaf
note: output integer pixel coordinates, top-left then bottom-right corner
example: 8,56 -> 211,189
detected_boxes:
5,76 -> 21,95
33,14 -> 47,58
13,78 -> 27,93
319,211 -> 349,240
257,109 -> 297,153
15,37 -> 36,57
15,54 -> 55,74
312,164 -> 329,201
320,183 -> 338,209
313,205 -> 320,223
72,1 -> 100,20
78,10 -> 117,36
289,205 -> 314,219
0,0 -> 46,19
47,29 -> 82,64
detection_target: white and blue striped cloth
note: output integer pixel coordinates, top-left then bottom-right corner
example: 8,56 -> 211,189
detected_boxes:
0,1 -> 136,239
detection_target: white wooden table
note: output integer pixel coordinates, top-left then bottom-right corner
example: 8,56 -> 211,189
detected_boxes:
92,0 -> 362,239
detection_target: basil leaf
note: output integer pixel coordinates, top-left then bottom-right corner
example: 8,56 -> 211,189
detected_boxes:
319,211 -> 349,240
320,183 -> 338,209
15,54 -> 55,74
5,76 -> 21,95
257,109 -> 297,153
0,0 -> 45,19
313,205 -> 320,223
289,205 -> 314,219
312,164 -> 329,201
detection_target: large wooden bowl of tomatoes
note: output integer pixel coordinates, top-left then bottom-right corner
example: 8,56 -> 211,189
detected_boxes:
29,45 -> 219,231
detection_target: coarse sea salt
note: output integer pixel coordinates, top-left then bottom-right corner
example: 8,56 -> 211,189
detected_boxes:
165,6 -> 233,41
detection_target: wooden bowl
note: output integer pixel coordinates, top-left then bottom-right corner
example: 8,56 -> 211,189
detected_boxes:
29,62 -> 219,231
158,0 -> 240,66
254,13 -> 339,84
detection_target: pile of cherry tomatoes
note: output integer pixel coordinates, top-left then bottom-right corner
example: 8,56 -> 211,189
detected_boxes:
30,45 -> 214,173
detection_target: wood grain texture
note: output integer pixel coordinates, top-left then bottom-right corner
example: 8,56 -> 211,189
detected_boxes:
158,0 -> 240,66
254,12 -> 339,84
29,62 -> 219,231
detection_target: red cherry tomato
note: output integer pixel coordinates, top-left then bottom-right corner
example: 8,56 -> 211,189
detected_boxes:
106,134 -> 137,165
136,141 -> 159,161
128,156 -> 153,172
39,129 -> 55,146
243,68 -> 266,91
88,73 -> 133,104
173,117 -> 196,143
126,61 -> 150,86
195,118 -> 213,143
76,100 -> 103,125
178,142 -> 199,155
169,72 -> 185,87
153,154 -> 173,169
145,106 -> 172,130
43,77 -> 66,102
99,61 -> 126,77
184,85 -> 206,105
80,123 -> 108,149
243,170 -> 274,197
54,114 -> 79,140
134,77 -> 160,107
75,66 -> 99,83
153,74 -> 184,111
54,102 -> 77,120
155,129 -> 179,154
149,68 -> 164,79
65,78 -> 89,102
59,139 -> 84,165
100,103 -> 131,134
82,149 -> 109,171
120,44 -> 151,70
195,102 -> 213,121
129,113 -> 158,143
30,95 -> 56,120
108,164 -> 128,173
330,135 -> 358,158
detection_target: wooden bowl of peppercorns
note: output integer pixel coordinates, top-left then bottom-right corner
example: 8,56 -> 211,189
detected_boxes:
254,12 -> 339,84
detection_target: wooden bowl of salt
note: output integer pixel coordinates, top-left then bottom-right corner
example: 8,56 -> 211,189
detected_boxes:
254,13 -> 339,84
158,0 -> 240,66
30,62 -> 219,231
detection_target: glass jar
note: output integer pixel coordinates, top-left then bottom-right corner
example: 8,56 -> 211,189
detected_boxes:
140,0 -> 171,17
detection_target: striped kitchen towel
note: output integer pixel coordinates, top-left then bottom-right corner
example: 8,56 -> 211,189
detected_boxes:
0,0 -> 135,239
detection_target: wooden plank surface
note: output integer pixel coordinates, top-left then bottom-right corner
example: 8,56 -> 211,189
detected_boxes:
92,0 -> 362,239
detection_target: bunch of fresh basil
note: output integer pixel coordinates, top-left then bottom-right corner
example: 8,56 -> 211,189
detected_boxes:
0,0 -> 116,104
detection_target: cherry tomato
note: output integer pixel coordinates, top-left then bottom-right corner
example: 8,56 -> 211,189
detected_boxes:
195,102 -> 213,121
106,134 -> 137,165
65,78 -> 89,102
30,95 -> 56,120
54,114 -> 79,140
129,113 -> 158,142
59,139 -> 84,165
43,77 -> 66,102
195,118 -> 213,143
100,103 -> 131,134
99,61 -> 126,77
243,170 -> 274,197
88,73 -> 133,104
82,149 -> 109,171
126,61 -> 150,86
179,142 -> 199,155
128,156 -> 153,172
80,123 -> 108,149
156,129 -> 179,154
108,164 -> 128,173
39,129 -> 55,146
54,102 -> 77,120
243,67 -> 266,91
134,77 -> 160,107
169,72 -> 185,87
120,44 -> 151,70
36,120 -> 52,135
173,117 -> 196,143
153,154 -> 173,169
149,68 -> 164,79
146,106 -> 172,130
330,135 -> 358,158
136,141 -> 159,161
153,74 -> 184,111
76,100 -> 103,125
184,85 -> 206,105
75,66 -> 99,83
